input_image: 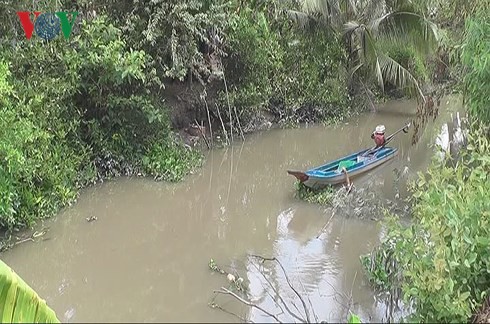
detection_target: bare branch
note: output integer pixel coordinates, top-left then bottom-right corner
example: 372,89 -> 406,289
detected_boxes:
250,255 -> 312,323
316,212 -> 336,239
324,278 -> 350,302
317,189 -> 349,239
299,279 -> 319,323
251,261 -> 306,323
209,298 -> 254,323
214,287 -> 284,323
345,271 -> 358,316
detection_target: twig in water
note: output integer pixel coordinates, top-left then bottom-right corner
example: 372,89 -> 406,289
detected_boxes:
209,299 -> 253,323
250,260 -> 306,323
214,287 -> 283,323
226,145 -> 233,207
14,228 -> 49,246
228,100 -> 234,143
234,104 -> 245,141
299,279 -> 319,323
345,271 -> 358,316
195,119 -> 210,149
250,255 -> 312,323
203,95 -> 214,147
14,237 -> 34,245
341,167 -> 354,194
324,278 -> 350,303
316,212 -> 336,239
220,58 -> 236,143
216,103 -> 229,145
316,189 -> 350,239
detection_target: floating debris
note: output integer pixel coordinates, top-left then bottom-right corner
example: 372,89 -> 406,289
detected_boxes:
86,216 -> 98,222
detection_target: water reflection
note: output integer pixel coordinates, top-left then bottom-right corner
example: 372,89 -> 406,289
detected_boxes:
246,209 -> 383,322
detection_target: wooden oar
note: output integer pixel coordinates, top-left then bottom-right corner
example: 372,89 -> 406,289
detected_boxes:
362,122 -> 411,157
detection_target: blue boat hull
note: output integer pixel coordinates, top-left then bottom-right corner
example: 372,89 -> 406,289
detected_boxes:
288,147 -> 398,189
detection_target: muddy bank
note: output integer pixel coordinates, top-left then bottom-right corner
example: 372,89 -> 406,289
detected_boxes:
163,80 -> 276,148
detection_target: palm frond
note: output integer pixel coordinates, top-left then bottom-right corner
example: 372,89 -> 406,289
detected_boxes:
369,11 -> 438,56
349,62 -> 364,80
337,0 -> 358,21
286,9 -> 316,28
300,0 -> 343,28
375,58 -> 384,93
360,28 -> 385,92
350,26 -> 425,101
342,20 -> 361,35
369,11 -> 438,41
301,0 -> 331,17
360,26 -> 379,68
360,0 -> 386,23
378,53 -> 425,101
347,0 -> 358,17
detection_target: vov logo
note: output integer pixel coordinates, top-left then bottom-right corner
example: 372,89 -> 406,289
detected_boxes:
17,11 -> 79,41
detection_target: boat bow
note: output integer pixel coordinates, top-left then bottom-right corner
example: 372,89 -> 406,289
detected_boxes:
287,170 -> 309,182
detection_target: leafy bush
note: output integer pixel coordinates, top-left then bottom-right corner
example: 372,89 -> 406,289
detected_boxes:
223,3 -> 349,124
142,141 -> 203,182
360,239 -> 401,292
461,11 -> 490,123
76,0 -> 230,83
0,16 -> 202,231
294,182 -> 335,205
362,9 -> 490,321
364,124 -> 490,322
223,6 -> 284,119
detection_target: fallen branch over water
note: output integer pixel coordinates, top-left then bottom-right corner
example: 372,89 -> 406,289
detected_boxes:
250,255 -> 312,323
208,256 -> 362,323
316,186 -> 352,239
250,261 -> 306,323
0,228 -> 49,252
208,256 -> 308,323
209,301 -> 252,323
214,287 -> 283,323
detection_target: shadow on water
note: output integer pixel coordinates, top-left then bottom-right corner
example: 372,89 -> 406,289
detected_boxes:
0,96 -> 462,323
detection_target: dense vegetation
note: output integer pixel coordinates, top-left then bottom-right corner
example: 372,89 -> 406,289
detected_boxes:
0,17 -> 202,230
1,0 -> 489,322
361,2 -> 490,322
1,0 -> 441,231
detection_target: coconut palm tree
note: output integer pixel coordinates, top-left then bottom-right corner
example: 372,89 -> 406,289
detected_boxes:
287,0 -> 439,105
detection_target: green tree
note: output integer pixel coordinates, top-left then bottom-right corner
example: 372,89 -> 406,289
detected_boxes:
287,0 -> 439,103
461,10 -> 490,123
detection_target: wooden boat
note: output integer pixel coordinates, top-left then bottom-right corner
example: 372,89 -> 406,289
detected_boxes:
287,146 -> 398,189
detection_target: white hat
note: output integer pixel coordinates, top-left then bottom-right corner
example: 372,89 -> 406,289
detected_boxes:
375,125 -> 385,133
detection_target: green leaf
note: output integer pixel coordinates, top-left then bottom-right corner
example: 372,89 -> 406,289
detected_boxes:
348,313 -> 362,323
468,253 -> 478,265
460,292 -> 470,301
0,260 -> 59,323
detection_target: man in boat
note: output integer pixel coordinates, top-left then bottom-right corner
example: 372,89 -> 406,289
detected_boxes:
371,125 -> 386,148
357,125 -> 386,162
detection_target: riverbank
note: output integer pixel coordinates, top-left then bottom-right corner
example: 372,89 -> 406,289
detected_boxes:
361,7 -> 490,322
0,97 -> 461,322
0,0 -> 355,232
1,1 -> 488,322
2,0 -> 451,232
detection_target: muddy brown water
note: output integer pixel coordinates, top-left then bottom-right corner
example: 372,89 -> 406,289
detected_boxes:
1,97 -> 462,323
